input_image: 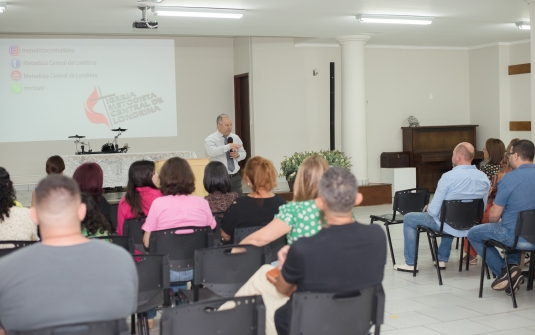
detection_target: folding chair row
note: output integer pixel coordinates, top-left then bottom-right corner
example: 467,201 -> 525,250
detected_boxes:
0,240 -> 36,258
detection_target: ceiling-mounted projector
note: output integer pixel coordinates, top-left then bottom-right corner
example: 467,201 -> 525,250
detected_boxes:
133,5 -> 158,29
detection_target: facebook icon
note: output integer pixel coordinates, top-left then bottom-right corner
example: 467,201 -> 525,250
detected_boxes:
10,58 -> 20,68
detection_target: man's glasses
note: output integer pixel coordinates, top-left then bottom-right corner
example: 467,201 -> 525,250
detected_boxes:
506,151 -> 515,158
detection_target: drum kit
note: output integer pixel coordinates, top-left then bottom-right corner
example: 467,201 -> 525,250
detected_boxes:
69,128 -> 130,155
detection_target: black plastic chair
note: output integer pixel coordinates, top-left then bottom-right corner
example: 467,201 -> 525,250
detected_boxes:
212,211 -> 226,247
123,217 -> 147,252
0,240 -> 36,258
179,244 -> 268,303
287,284 -> 385,335
479,209 -> 535,308
7,319 -> 129,335
92,235 -> 135,253
370,188 -> 430,266
234,226 -> 284,263
413,199 -> 484,285
160,295 -> 265,335
131,254 -> 174,335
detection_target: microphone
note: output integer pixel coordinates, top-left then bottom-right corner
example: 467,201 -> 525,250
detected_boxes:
227,137 -> 234,152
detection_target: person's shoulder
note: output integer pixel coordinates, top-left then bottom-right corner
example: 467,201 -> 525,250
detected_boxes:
87,240 -> 132,260
10,206 -> 30,216
205,131 -> 218,140
0,242 -> 42,268
271,194 -> 287,204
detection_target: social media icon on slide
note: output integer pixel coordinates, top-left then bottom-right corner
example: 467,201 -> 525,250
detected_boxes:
10,58 -> 21,68
9,45 -> 20,56
11,83 -> 22,94
11,70 -> 21,81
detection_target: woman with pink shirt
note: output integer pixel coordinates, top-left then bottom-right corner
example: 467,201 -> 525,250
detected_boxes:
117,160 -> 162,236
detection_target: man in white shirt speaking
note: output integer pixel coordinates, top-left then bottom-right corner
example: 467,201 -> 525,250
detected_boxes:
205,114 -> 247,196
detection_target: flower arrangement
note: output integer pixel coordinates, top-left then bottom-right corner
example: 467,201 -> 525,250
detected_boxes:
279,149 -> 352,181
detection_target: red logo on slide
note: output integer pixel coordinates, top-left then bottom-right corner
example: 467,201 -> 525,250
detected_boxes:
11,70 -> 21,81
84,87 -> 110,129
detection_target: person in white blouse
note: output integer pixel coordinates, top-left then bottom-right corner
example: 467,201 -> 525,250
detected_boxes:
205,114 -> 247,196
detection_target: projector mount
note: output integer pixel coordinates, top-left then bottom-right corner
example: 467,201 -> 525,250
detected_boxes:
133,5 -> 158,29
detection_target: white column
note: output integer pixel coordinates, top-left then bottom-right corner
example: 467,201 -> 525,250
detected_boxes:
335,35 -> 371,185
527,0 -> 535,142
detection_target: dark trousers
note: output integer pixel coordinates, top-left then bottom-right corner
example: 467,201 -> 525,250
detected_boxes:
230,173 -> 243,196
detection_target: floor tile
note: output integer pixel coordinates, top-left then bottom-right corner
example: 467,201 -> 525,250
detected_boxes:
411,293 -> 473,308
417,305 -> 484,322
385,299 -> 431,314
384,311 -> 441,329
484,329 -> 535,335
385,287 -> 426,301
471,313 -> 535,330
462,299 -> 522,315
424,319 -> 497,335
382,326 -> 443,335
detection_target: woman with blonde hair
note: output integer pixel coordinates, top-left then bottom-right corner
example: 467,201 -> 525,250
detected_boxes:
239,155 -> 329,247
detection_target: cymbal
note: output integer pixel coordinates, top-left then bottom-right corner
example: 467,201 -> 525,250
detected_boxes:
111,128 -> 127,132
68,135 -> 85,138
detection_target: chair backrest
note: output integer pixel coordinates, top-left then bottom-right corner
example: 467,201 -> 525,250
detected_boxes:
439,199 -> 484,231
7,319 -> 129,335
193,244 -> 267,297
134,254 -> 171,313
123,217 -> 146,252
0,240 -> 36,258
149,227 -> 212,273
91,236 -> 135,253
160,295 -> 265,335
393,188 -> 430,218
514,209 -> 535,247
212,211 -> 226,247
234,226 -> 286,262
288,284 -> 385,335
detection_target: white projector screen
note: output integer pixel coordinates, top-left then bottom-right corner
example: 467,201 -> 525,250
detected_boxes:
0,39 -> 177,143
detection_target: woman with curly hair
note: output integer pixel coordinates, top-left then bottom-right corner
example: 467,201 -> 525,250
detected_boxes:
0,167 -> 39,243
80,193 -> 111,237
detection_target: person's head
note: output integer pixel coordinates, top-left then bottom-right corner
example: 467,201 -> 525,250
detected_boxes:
72,162 -> 104,201
508,139 -> 535,169
293,155 -> 330,202
316,167 -> 363,218
0,167 -> 16,222
504,138 -> 520,169
80,192 -> 111,236
30,175 -> 86,234
203,161 -> 231,194
125,160 -> 158,216
45,155 -> 65,175
216,114 -> 233,136
243,156 -> 277,194
483,138 -> 505,165
159,157 -> 195,196
451,142 -> 475,167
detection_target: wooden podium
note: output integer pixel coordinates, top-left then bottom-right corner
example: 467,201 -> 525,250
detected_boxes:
154,158 -> 210,197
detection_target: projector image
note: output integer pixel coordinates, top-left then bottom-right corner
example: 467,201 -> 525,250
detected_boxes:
133,20 -> 158,28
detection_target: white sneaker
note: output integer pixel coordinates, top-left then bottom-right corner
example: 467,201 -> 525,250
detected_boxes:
434,261 -> 447,270
394,263 -> 419,273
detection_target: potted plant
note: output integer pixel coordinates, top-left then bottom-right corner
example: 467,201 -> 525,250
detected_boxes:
279,149 -> 352,192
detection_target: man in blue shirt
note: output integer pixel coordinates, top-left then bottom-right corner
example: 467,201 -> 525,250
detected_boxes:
468,140 -> 535,295
395,142 -> 490,273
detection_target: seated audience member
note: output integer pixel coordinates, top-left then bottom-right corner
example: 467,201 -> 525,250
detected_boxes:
81,193 -> 111,237
480,138 -> 506,180
220,157 -> 287,243
239,155 -> 329,247
394,142 -> 490,272
468,139 -> 535,295
0,175 -> 137,333
72,162 -> 113,226
0,167 -> 39,244
31,155 -> 65,207
141,157 -> 216,326
203,161 -> 239,216
117,160 -> 162,235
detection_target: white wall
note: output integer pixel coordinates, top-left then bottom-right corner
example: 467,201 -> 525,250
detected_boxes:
1,36 -> 235,185
366,47 -> 471,183
509,42 -> 532,140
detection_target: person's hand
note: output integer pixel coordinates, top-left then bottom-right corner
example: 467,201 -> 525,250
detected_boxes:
277,245 -> 290,270
229,143 -> 242,151
230,151 -> 239,159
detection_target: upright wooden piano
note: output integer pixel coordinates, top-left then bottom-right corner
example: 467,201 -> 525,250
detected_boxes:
402,125 -> 484,192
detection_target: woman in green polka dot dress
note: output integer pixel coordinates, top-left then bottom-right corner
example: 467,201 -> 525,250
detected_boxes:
239,155 -> 329,247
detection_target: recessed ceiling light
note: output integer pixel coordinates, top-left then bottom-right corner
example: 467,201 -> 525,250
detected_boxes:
152,7 -> 244,19
356,14 -> 434,25
516,22 -> 531,30
0,3 -> 7,13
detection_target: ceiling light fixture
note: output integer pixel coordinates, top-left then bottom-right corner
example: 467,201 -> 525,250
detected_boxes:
356,14 -> 434,25
0,3 -> 7,13
152,7 -> 244,19
516,22 -> 531,30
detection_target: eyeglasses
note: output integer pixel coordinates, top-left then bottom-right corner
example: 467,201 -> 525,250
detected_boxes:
506,151 -> 516,157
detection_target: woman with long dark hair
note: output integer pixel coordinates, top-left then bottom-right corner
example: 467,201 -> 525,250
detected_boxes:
72,163 -> 113,226
80,192 -> 111,237
0,167 -> 39,243
117,160 -> 162,235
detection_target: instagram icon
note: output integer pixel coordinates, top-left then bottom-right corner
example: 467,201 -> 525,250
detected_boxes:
9,45 -> 20,56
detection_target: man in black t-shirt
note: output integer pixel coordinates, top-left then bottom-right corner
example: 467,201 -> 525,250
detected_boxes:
273,167 -> 387,335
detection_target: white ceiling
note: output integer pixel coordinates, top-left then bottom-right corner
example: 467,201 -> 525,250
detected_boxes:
0,0 -> 531,47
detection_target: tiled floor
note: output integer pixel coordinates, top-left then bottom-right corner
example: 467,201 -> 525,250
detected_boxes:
16,190 -> 535,334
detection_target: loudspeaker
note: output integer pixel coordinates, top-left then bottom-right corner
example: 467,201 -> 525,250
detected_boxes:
330,62 -> 335,150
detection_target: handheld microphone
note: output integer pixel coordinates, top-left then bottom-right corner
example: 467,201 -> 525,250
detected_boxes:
227,137 -> 234,152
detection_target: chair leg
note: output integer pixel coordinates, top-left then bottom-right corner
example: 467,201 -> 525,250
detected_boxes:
456,237 -> 459,249
466,239 -> 471,271
131,314 -> 136,334
385,223 -> 396,266
375,324 -> 380,335
479,244 -> 487,298
432,235 -> 443,285
143,312 -> 150,335
413,229 -> 420,277
529,251 -> 535,291
485,264 -> 491,280
459,237 -> 465,272
504,252 -> 518,308
136,313 -> 144,335
426,234 -> 435,262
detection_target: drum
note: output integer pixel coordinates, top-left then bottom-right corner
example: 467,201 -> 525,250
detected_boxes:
101,143 -> 115,152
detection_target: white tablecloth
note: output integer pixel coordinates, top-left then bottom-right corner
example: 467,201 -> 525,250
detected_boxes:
62,151 -> 197,188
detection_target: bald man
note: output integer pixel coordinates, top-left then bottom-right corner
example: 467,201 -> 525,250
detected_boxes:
0,175 -> 138,333
395,142 -> 490,273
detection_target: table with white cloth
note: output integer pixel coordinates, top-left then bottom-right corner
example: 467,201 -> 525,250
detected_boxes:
62,151 -> 197,188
